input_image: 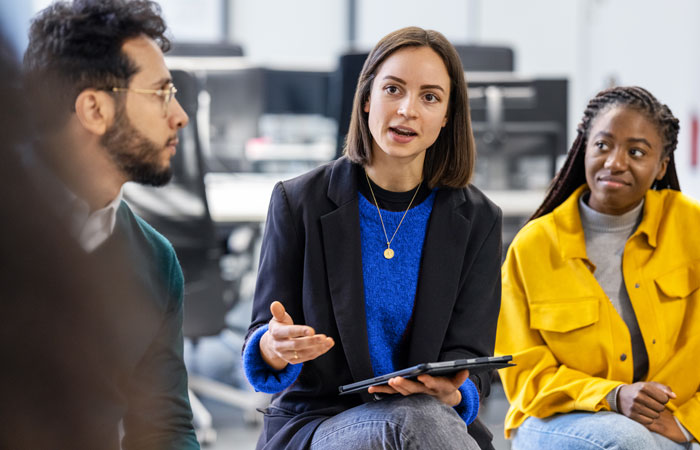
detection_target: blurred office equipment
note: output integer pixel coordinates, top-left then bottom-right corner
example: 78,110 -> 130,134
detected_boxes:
467,74 -> 568,247
469,76 -> 568,191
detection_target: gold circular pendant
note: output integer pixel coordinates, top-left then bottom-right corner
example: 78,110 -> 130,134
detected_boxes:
383,248 -> 395,259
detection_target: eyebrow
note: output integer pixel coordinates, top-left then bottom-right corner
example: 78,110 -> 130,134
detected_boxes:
382,75 -> 446,93
148,77 -> 172,88
593,131 -> 652,148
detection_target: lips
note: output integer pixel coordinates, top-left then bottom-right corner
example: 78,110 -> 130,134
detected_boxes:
597,175 -> 630,187
166,138 -> 178,155
389,125 -> 417,137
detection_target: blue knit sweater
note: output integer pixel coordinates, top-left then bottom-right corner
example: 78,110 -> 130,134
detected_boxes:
358,189 -> 435,376
243,190 -> 479,425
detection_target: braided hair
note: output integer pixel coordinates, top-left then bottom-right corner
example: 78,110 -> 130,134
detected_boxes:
530,86 -> 681,221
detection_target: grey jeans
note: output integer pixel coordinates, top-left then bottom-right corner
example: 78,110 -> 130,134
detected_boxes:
309,394 -> 480,450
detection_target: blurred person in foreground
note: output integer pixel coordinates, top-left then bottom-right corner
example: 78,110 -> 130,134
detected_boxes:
19,0 -> 198,448
496,86 -> 700,450
1,33 -> 176,449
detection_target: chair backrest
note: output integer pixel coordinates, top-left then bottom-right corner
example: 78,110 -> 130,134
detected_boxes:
454,45 -> 514,72
329,52 -> 368,158
168,41 -> 244,57
125,68 -> 228,338
262,68 -> 330,116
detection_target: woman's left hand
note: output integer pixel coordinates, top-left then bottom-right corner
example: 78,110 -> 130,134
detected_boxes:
367,369 -> 470,407
645,409 -> 688,443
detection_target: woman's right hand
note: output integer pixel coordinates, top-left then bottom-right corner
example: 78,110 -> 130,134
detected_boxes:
618,381 -> 676,425
259,301 -> 335,371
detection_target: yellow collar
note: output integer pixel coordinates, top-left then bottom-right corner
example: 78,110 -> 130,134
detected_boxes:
551,185 -> 664,261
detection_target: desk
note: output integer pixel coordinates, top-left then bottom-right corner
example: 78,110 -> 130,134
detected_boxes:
204,172 -> 545,224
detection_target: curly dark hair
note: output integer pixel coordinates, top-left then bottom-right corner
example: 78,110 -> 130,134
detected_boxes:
23,0 -> 170,131
530,86 -> 681,221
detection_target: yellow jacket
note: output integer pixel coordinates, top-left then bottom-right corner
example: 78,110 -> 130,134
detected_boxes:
496,185 -> 700,439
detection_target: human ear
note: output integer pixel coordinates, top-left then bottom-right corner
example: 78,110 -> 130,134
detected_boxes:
655,154 -> 670,180
364,97 -> 370,113
74,89 -> 115,136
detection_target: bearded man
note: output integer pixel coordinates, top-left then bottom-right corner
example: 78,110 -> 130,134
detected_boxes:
21,0 -> 199,448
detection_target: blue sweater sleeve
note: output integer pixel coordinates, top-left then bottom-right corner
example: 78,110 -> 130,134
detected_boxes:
242,325 -> 303,394
453,378 -> 480,425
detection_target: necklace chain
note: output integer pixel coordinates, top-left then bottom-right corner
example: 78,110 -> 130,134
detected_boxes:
364,170 -> 422,259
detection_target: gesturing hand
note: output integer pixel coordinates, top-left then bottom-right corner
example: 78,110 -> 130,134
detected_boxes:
367,369 -> 471,407
618,381 -> 676,425
259,301 -> 334,371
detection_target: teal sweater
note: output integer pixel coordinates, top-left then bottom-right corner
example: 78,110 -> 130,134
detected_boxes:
95,202 -> 199,449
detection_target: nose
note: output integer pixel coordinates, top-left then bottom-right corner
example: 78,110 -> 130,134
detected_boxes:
168,97 -> 189,130
604,147 -> 627,172
397,96 -> 418,119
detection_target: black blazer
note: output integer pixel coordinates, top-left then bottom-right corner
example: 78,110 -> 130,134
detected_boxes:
245,156 -> 502,449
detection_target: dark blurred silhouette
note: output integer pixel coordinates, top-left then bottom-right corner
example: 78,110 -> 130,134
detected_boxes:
0,33 -> 163,449
0,0 -> 199,448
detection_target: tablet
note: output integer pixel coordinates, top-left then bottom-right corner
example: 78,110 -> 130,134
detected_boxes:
338,355 -> 514,395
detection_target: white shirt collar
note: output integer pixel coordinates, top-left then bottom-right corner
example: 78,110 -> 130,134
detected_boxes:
73,187 -> 124,253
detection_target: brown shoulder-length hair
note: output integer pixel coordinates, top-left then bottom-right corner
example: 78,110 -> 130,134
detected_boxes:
344,26 -> 475,188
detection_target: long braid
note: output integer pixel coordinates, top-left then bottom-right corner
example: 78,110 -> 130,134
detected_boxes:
530,86 -> 680,221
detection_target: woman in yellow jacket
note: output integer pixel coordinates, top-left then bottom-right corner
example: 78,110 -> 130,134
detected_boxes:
496,86 -> 700,450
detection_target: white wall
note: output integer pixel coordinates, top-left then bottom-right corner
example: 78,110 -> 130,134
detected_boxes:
229,0 -> 345,68
160,0 -> 223,42
356,0 -> 472,49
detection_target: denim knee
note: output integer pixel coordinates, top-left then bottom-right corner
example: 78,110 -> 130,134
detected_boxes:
513,411 -> 667,450
310,394 -> 479,450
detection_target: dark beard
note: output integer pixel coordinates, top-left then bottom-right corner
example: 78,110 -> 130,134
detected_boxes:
100,108 -> 173,187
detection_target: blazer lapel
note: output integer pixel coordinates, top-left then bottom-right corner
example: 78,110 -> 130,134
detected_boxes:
406,188 -> 471,365
320,158 -> 374,389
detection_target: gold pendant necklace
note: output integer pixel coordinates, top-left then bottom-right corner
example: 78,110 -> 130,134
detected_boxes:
365,170 -> 422,260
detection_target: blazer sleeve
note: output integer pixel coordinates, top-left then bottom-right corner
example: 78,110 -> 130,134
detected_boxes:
243,182 -> 305,359
442,205 -> 503,398
495,242 -> 621,433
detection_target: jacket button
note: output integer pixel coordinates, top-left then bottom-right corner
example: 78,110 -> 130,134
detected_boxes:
652,339 -> 656,344
620,353 -> 627,361
635,283 -> 640,288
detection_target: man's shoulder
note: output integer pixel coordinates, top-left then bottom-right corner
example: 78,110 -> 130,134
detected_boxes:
117,201 -> 183,298
117,201 -> 176,257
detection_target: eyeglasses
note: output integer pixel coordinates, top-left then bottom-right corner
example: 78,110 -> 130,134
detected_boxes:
110,83 -> 178,115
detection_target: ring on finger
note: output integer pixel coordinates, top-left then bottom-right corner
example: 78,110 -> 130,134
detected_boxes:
293,351 -> 298,360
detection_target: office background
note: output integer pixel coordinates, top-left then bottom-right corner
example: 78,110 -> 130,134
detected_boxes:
9,0 -> 700,198
3,1 -> 699,448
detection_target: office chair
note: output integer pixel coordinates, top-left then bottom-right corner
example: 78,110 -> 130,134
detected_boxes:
124,68 -> 267,445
